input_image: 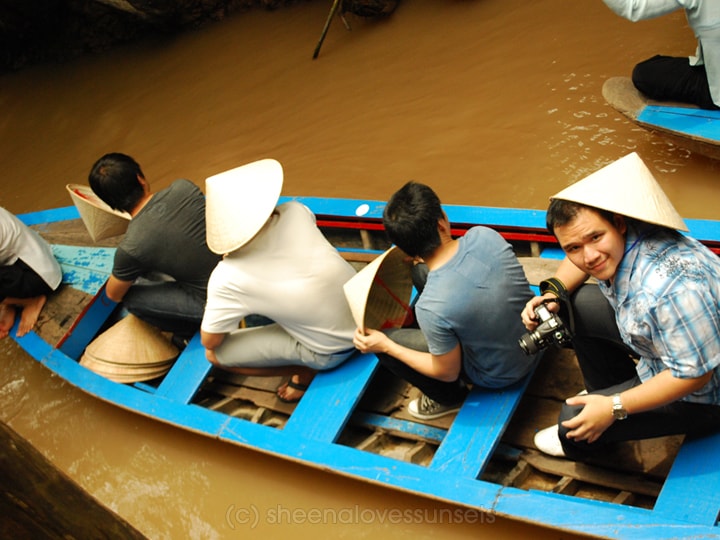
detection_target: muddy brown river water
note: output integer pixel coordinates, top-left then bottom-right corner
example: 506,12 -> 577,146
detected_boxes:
1,0 -> 719,538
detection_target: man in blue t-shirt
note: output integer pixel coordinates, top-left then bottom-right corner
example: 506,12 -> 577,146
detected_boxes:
353,182 -> 539,420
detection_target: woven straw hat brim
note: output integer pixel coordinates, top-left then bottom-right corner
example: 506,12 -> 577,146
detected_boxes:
550,152 -> 688,232
80,353 -> 174,375
66,184 -> 131,242
343,247 -> 414,333
84,314 -> 179,366
79,354 -> 172,383
80,351 -> 175,370
205,159 -> 283,255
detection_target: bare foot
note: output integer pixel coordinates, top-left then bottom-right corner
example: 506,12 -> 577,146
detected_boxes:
276,373 -> 314,403
17,295 -> 47,337
0,304 -> 15,338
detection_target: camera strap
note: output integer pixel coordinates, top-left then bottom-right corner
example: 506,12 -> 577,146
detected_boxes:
539,290 -> 575,337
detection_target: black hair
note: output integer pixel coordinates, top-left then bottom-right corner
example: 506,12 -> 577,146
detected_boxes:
383,181 -> 443,259
546,199 -> 616,236
88,152 -> 146,213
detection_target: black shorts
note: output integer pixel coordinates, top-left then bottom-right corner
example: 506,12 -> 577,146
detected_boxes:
0,259 -> 53,301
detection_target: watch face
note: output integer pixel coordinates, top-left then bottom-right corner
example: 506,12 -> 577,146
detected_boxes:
612,395 -> 627,420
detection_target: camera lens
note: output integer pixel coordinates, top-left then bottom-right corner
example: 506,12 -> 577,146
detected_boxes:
518,333 -> 539,355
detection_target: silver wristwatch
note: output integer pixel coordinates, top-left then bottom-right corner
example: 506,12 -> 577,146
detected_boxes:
612,393 -> 627,420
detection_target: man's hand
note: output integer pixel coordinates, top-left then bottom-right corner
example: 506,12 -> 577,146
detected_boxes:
352,327 -> 390,354
521,293 -> 560,331
561,394 -> 615,444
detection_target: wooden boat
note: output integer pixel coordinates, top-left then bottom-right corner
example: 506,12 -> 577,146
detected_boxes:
602,76 -> 720,160
12,197 -> 720,538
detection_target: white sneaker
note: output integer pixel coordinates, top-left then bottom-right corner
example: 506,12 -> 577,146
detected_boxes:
534,425 -> 566,457
408,394 -> 462,420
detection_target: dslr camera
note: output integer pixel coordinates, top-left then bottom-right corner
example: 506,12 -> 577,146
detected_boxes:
518,302 -> 572,355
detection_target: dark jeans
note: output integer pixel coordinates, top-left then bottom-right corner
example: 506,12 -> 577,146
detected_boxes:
632,54 -> 719,110
375,262 -> 469,405
122,281 -> 206,340
377,327 -> 469,405
556,284 -> 720,459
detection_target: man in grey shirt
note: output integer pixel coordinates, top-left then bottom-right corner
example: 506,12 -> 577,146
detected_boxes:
89,152 -> 220,345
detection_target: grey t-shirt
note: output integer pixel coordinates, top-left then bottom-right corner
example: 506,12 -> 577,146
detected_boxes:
113,179 -> 220,294
416,226 -> 539,388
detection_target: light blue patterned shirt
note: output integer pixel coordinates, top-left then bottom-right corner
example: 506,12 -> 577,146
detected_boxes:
599,222 -> 720,404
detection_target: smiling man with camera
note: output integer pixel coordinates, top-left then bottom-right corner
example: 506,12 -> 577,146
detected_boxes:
522,153 -> 720,459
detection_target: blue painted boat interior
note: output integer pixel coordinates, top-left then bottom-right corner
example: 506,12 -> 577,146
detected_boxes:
13,199 -> 720,539
638,105 -> 720,141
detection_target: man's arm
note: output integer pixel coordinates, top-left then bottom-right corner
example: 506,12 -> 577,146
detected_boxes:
201,330 -> 226,363
201,330 -> 225,350
353,328 -> 462,382
104,275 -> 133,303
563,370 -> 714,443
521,257 -> 589,330
602,0 -> 683,22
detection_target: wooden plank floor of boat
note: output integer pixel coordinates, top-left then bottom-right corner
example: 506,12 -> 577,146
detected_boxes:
32,218 -> 682,513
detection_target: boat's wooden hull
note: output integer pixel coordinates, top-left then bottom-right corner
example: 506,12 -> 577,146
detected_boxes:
602,76 -> 720,160
11,197 -> 720,539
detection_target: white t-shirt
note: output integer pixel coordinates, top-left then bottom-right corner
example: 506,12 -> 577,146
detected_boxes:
201,201 -> 357,354
0,206 -> 62,289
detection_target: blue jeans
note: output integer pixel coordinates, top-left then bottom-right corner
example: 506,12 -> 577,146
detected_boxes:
121,281 -> 206,339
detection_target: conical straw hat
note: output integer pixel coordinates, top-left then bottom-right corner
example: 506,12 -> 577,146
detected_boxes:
83,314 -> 178,366
343,247 -> 414,333
205,158 -> 283,255
66,184 -> 131,242
81,349 -> 175,369
550,152 -> 688,231
79,354 -> 172,383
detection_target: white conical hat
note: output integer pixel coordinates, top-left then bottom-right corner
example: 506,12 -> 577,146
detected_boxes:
83,314 -> 178,366
550,152 -> 688,231
205,159 -> 283,255
67,184 -> 131,242
343,247 -> 414,333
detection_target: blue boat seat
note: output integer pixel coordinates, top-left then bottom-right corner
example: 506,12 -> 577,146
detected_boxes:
284,345 -> 532,482
282,352 -> 380,441
653,431 -> 720,526
155,334 -> 212,404
428,373 -> 532,478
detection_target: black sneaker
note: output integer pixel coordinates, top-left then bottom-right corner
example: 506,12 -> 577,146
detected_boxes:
171,334 -> 189,351
408,394 -> 462,420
